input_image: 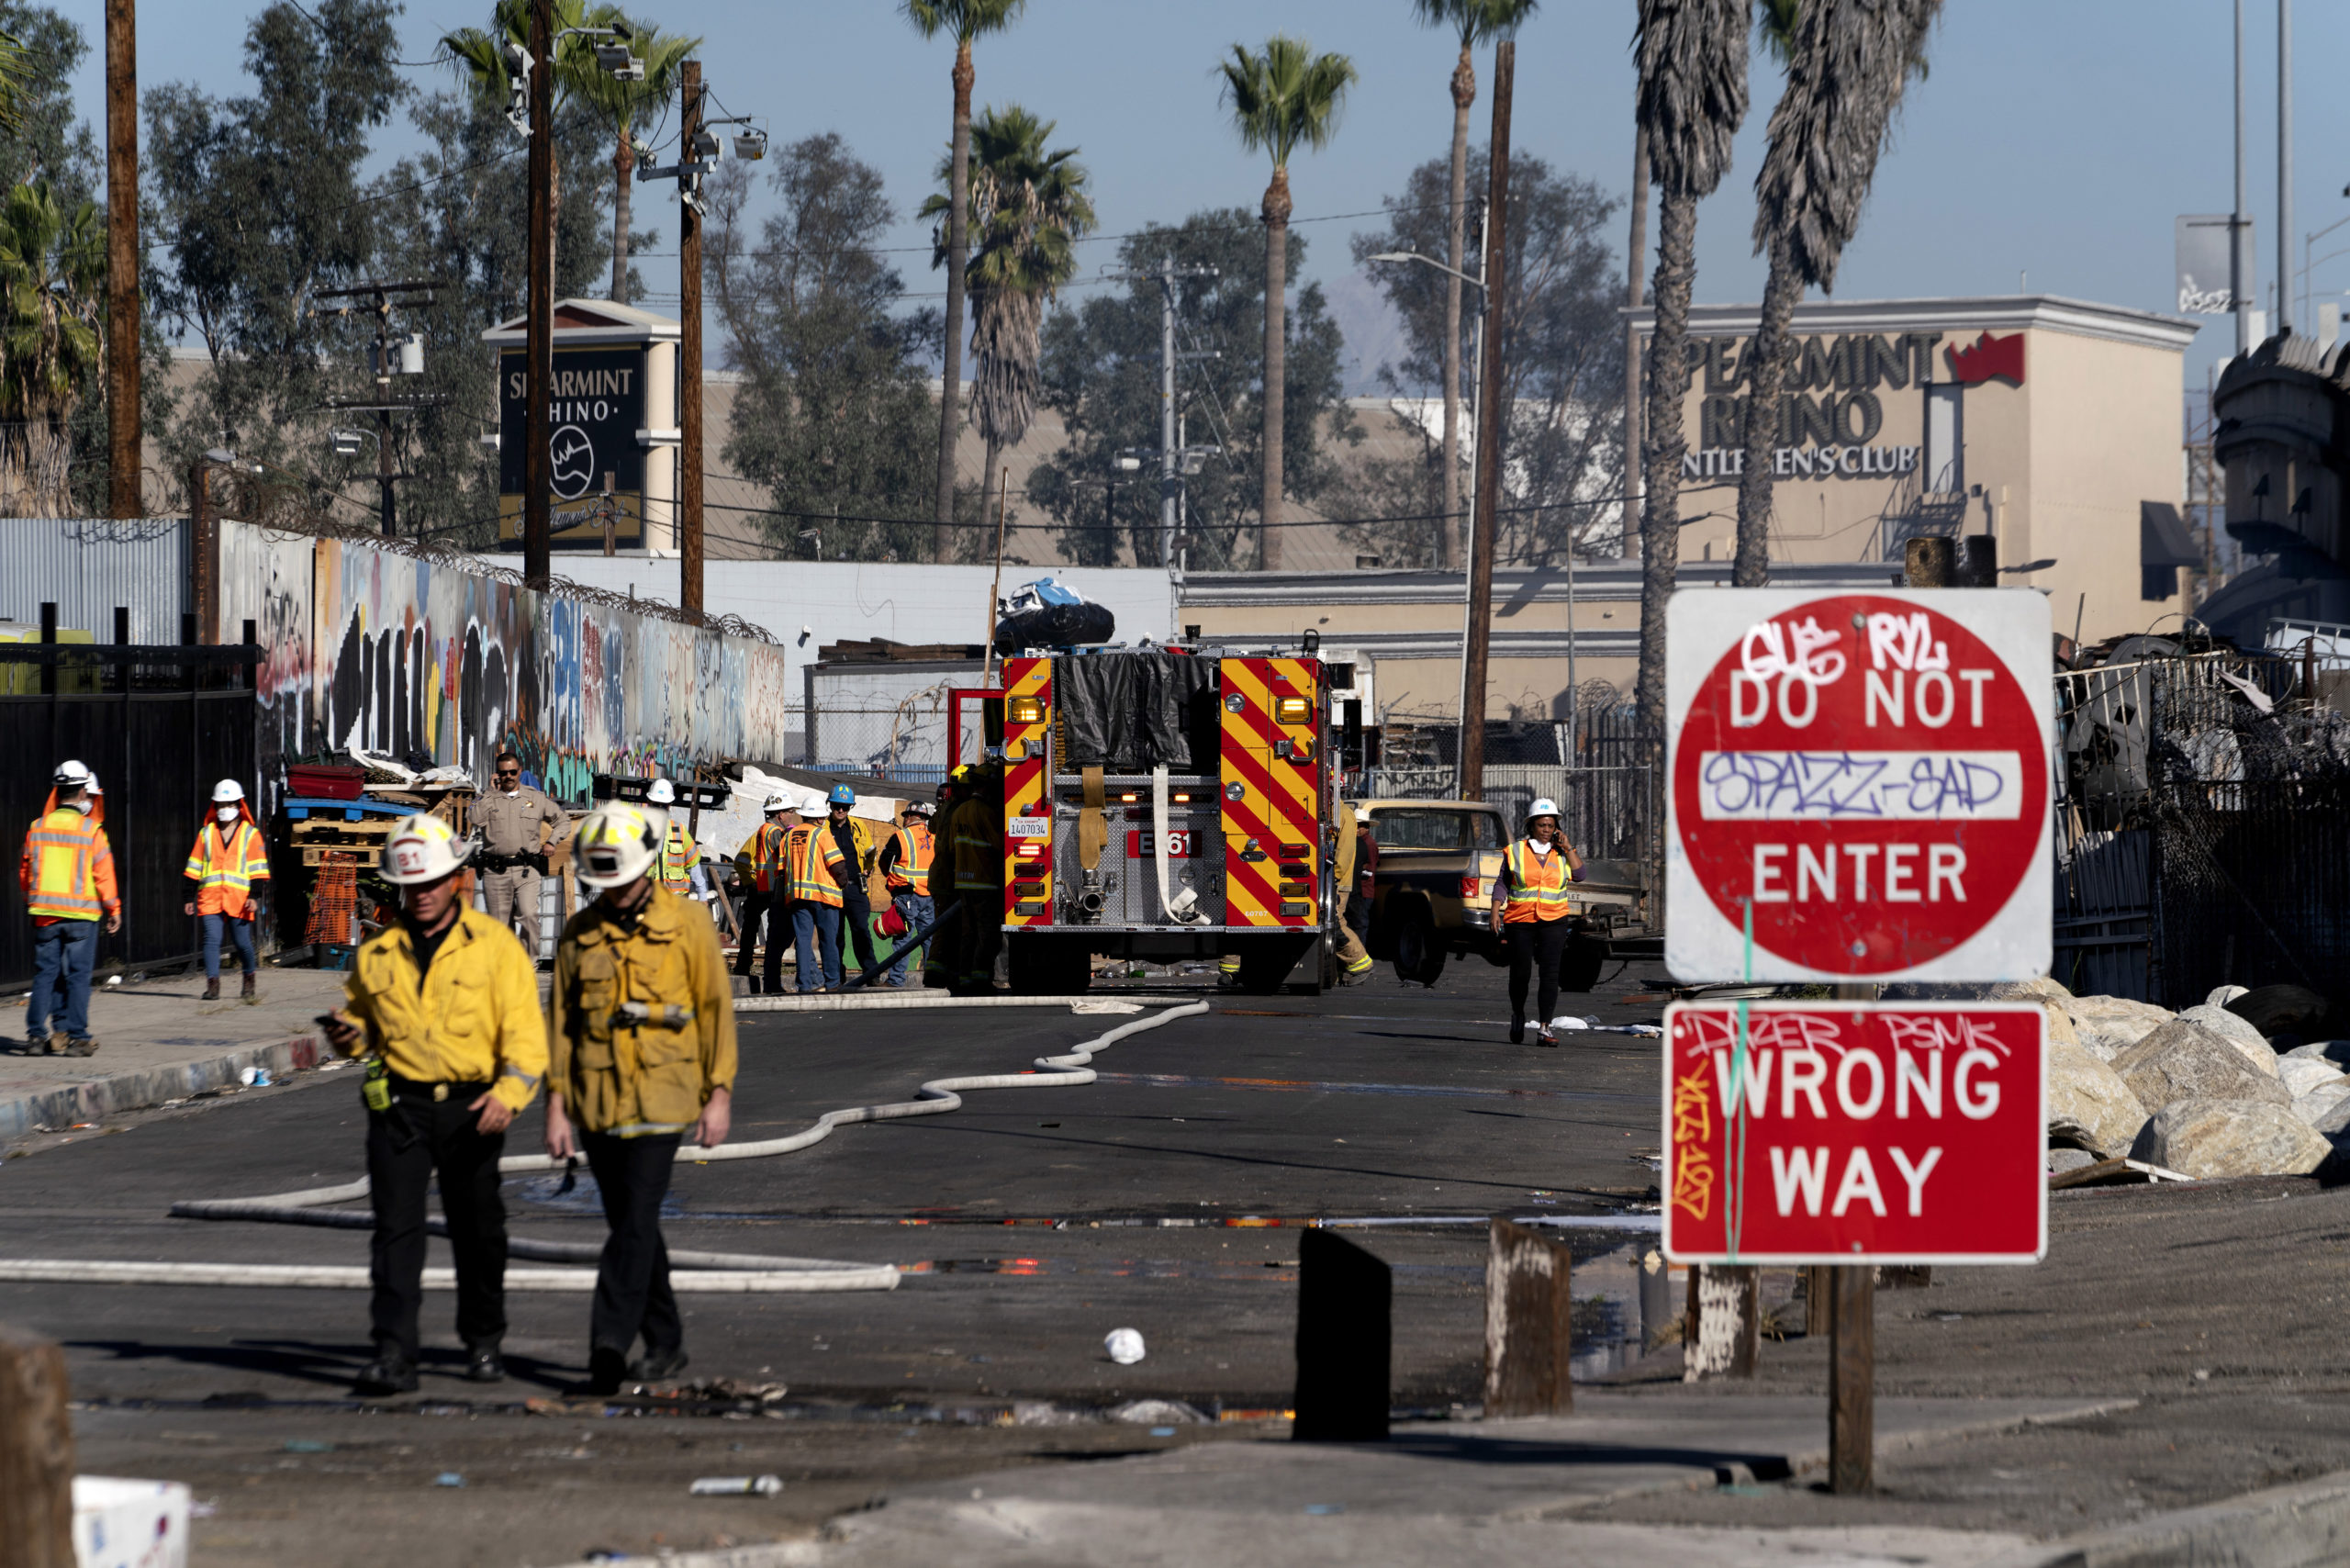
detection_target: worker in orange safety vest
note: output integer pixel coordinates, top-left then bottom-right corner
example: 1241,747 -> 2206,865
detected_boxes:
20,759 -> 121,1056
184,778 -> 272,1002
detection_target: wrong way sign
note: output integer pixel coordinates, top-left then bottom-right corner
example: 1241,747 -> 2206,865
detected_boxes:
1665,588 -> 2053,982
1662,1002 -> 2048,1265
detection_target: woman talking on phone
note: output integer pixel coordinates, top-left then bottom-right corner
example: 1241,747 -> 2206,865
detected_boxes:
1491,798 -> 1583,1047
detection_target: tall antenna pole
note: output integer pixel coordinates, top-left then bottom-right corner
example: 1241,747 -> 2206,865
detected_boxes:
2277,0 -> 2292,336
523,0 -> 554,589
2234,0 -> 2249,353
679,59 -> 705,620
1460,39 -> 1512,804
106,0 -> 140,518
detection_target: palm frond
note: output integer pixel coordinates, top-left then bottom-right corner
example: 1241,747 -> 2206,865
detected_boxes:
1218,36 -> 1358,169
1634,0 -> 1751,199
1751,0 -> 1941,289
1410,0 -> 1540,50
900,0 -> 1029,43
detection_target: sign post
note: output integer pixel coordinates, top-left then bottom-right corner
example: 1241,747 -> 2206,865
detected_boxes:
1662,588 -> 2053,1491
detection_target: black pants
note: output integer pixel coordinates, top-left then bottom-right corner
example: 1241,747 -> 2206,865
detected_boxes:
1506,919 -> 1574,1027
367,1084 -> 507,1363
735,890 -> 786,990
582,1130 -> 683,1361
838,885 -> 879,980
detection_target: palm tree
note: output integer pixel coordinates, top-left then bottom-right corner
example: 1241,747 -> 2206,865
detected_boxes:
0,180 -> 103,515
920,106 -> 1095,536
444,1 -> 591,297
1729,0 -> 1940,588
565,8 -> 699,303
902,0 -> 1030,563
1411,0 -> 1537,573
1631,0 -> 1750,735
1219,36 -> 1357,571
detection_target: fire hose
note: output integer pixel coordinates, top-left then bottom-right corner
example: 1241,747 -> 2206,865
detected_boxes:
0,1002 -> 1211,1294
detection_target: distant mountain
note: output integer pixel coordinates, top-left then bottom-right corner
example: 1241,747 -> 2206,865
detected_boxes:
1321,271 -> 1416,399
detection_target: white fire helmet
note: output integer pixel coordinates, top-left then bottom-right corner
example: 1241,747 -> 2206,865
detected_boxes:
379,815 -> 473,885
643,777 -> 677,807
574,801 -> 663,890
211,779 -> 246,803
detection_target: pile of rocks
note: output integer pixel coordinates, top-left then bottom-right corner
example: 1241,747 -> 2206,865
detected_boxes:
2013,979 -> 2345,1180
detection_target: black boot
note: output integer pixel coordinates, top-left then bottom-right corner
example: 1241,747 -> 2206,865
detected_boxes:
1509,1016 -> 1526,1045
464,1341 -> 506,1383
629,1345 -> 689,1383
579,1344 -> 630,1397
352,1350 -> 419,1396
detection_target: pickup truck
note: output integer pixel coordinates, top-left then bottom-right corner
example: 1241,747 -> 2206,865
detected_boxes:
1352,797 -> 1652,989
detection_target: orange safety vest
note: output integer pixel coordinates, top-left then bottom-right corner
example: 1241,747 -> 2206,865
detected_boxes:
184,814 -> 271,918
735,818 -> 791,894
1501,839 -> 1574,924
21,801 -> 119,923
887,823 -> 934,895
785,823 -> 843,908
659,823 -> 697,893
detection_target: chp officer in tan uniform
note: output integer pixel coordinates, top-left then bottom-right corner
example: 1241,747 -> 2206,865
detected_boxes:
544,801 -> 736,1395
475,749 -> 567,962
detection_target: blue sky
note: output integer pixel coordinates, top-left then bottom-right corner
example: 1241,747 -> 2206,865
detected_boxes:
52,1 -> 2349,393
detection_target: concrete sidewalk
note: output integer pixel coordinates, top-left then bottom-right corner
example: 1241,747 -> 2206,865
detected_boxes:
0,966 -> 346,1143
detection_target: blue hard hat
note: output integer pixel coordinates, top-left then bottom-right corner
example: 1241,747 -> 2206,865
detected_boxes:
827,782 -> 857,806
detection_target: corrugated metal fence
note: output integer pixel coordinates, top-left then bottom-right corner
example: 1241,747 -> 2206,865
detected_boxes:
0,517 -> 188,642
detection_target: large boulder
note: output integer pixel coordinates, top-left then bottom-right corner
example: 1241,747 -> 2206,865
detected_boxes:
2047,1042 -> 2150,1158
2041,1002 -> 2082,1049
2229,984 -> 2333,1041
2066,996 -> 2174,1061
2130,1098 -> 2333,1178
2285,1040 -> 2350,1071
2177,1005 -> 2281,1076
2315,1097 -> 2350,1138
1993,977 -> 2076,1004
2296,1080 -> 2350,1129
2278,1055 -> 2350,1099
2111,1020 -> 2293,1113
2207,984 -> 2250,1008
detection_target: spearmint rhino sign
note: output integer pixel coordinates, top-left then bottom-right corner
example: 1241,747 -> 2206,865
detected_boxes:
498,346 -> 648,499
1676,331 -> 1945,482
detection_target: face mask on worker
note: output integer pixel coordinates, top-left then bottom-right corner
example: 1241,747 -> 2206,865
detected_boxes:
217,805 -> 239,823
66,795 -> 91,815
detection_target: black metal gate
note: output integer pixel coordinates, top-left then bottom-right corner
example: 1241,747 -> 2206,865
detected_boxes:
0,642 -> 260,987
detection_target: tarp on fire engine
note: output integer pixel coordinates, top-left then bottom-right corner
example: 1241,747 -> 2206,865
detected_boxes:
1057,653 -> 1221,772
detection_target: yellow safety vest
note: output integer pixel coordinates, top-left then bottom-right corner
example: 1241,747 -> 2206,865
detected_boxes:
659,823 -> 697,893
185,816 -> 271,918
887,823 -> 933,894
21,805 -> 118,922
1501,840 -> 1574,924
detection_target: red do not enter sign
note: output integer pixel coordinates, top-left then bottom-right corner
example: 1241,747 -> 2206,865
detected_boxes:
1664,589 -> 2052,983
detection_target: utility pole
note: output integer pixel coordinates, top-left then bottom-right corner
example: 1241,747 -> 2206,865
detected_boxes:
314,281 -> 433,535
523,0 -> 554,589
1459,39 -> 1512,803
2277,0 -> 2292,337
105,0 -> 139,518
1160,254 -> 1178,577
679,59 -> 704,620
2235,0 -> 2250,353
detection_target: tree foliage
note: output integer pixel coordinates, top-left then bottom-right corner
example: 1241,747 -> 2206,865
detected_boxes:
1025,211 -> 1356,569
0,177 -> 100,514
711,133 -> 942,563
1345,148 -> 1624,568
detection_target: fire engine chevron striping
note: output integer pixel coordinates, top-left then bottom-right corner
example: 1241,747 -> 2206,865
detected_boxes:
1218,656 -> 1321,926
1001,656 -> 1054,925
0,1002 -> 1212,1292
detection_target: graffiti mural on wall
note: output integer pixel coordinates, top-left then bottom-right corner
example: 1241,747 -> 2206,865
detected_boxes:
219,521 -> 794,806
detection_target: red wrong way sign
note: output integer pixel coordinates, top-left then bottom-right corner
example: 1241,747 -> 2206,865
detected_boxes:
1665,588 -> 2053,982
1662,1002 -> 2047,1265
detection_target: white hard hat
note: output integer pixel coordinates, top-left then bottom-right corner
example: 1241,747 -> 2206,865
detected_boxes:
763,792 -> 789,814
211,778 -> 246,803
52,759 -> 92,789
574,801 -> 663,889
644,777 -> 677,806
1527,797 -> 1561,822
380,815 -> 472,885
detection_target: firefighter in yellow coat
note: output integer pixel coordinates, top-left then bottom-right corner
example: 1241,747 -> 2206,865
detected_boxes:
183,778 -> 271,1002
544,801 -> 737,1395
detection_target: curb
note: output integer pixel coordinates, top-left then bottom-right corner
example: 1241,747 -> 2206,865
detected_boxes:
0,1030 -> 324,1144
1983,1466 -> 2350,1568
733,993 -> 1193,1014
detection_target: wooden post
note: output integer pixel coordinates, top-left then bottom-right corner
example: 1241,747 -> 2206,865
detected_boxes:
1292,1227 -> 1390,1442
1683,1262 -> 1760,1380
190,460 -> 218,644
1459,38 -> 1513,803
0,1324 -> 77,1568
105,0 -> 140,521
1806,1264 -> 1832,1337
678,59 -> 704,620
1829,1263 -> 1874,1493
1483,1216 -> 1573,1417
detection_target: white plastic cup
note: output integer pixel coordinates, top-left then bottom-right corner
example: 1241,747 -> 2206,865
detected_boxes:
1104,1327 -> 1146,1365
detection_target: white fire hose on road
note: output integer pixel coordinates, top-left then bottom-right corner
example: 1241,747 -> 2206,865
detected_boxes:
0,1002 -> 1211,1294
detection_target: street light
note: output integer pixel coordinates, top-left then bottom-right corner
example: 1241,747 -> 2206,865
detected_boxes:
1367,247 -> 1494,772
2299,183 -> 2350,328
